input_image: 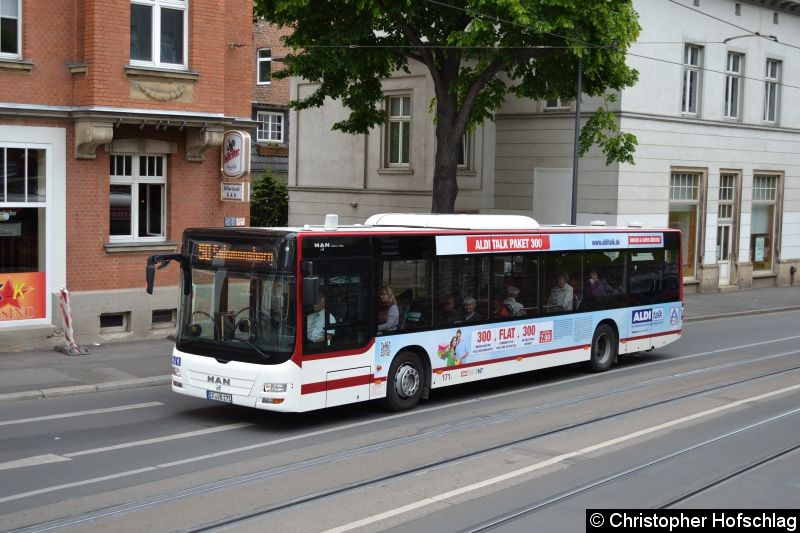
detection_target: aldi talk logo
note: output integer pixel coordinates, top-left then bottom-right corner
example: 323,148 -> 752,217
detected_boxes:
632,309 -> 654,324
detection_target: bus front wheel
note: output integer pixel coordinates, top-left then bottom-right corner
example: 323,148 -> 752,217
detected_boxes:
384,351 -> 424,411
589,323 -> 617,373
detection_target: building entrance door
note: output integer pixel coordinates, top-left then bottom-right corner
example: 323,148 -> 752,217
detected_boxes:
716,173 -> 737,287
716,223 -> 732,286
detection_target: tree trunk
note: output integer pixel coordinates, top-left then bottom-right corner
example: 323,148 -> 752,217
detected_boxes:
430,109 -> 461,214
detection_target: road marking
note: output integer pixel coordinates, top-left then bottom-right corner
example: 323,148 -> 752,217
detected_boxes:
0,422 -> 254,471
64,422 -> 254,457
0,454 -> 71,471
0,402 -> 164,427
477,334 -> 800,402
0,468 -> 157,504
325,382 -> 800,533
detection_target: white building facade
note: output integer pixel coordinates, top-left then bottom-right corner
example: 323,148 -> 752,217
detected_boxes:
288,0 -> 800,291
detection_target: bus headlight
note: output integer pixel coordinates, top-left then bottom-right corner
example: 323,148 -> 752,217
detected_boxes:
263,383 -> 287,393
172,366 -> 182,378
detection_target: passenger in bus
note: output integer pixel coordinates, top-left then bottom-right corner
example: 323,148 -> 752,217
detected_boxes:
438,293 -> 458,324
503,286 -> 526,316
377,285 -> 399,332
547,273 -> 574,311
492,295 -> 511,319
586,269 -> 612,297
458,297 -> 482,322
307,294 -> 336,344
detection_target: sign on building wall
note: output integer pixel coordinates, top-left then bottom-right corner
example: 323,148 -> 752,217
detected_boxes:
221,182 -> 250,202
221,131 -> 251,178
0,272 -> 47,322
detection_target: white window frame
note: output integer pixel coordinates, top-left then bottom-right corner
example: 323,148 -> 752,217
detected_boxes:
543,98 -> 570,111
681,44 -> 702,115
763,59 -> 781,124
750,174 -> 780,271
457,133 -> 470,169
385,95 -> 411,167
256,111 -> 283,143
724,52 -> 743,120
669,171 -> 704,279
257,48 -> 271,85
109,154 -> 167,243
130,0 -> 188,70
0,0 -> 21,59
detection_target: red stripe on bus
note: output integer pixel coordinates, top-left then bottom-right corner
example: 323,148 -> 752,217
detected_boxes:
437,343 -> 592,371
301,374 -> 374,395
302,339 -> 376,361
622,329 -> 681,343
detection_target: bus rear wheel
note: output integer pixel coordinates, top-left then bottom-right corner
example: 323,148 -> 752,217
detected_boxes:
589,323 -> 617,373
384,351 -> 424,411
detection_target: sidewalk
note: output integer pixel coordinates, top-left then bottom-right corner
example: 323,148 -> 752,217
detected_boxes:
0,286 -> 798,402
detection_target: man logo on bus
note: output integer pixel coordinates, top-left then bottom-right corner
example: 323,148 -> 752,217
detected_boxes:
632,309 -> 653,324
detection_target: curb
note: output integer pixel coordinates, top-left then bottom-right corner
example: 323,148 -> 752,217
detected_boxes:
0,376 -> 170,404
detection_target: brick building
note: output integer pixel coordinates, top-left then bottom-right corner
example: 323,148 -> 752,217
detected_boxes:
251,19 -> 291,180
0,0 -> 254,349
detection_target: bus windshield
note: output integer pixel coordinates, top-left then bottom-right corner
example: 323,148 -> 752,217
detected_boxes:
176,235 -> 296,365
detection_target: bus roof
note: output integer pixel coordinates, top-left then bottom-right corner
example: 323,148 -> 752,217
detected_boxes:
271,213 -> 673,234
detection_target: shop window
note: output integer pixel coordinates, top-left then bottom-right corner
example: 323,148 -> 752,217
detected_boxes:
751,174 -> 780,271
669,171 -> 703,279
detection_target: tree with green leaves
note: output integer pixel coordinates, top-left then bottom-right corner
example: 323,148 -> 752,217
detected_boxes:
250,172 -> 289,227
255,0 -> 640,213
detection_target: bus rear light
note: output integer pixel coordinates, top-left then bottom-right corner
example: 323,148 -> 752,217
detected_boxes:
172,380 -> 183,388
172,366 -> 182,377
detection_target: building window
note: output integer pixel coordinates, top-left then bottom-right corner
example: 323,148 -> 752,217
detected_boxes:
751,174 -> 779,271
0,0 -> 20,58
544,98 -> 570,110
256,111 -> 283,143
130,0 -> 187,69
682,45 -> 702,115
724,52 -> 743,120
1,146 -> 47,275
257,48 -> 271,84
109,154 -> 166,242
457,133 -> 470,169
763,59 -> 781,123
669,171 -> 702,278
385,95 -> 411,167
735,3 -> 741,16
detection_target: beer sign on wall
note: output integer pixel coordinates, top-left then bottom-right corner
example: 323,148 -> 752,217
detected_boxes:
221,130 -> 251,178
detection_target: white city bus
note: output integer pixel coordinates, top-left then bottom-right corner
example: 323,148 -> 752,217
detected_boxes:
146,214 -> 683,412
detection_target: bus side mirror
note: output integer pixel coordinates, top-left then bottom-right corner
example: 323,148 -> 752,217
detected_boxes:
146,263 -> 156,294
303,276 -> 319,307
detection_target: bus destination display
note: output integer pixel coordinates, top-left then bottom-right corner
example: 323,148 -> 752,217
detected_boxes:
194,242 -> 274,266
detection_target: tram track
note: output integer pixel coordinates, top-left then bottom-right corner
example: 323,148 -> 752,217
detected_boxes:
8,349 -> 800,533
464,409 -> 800,532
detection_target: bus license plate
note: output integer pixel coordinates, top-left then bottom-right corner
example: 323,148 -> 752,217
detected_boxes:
206,390 -> 232,403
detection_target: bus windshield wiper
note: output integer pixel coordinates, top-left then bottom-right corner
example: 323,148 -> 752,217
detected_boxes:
245,338 -> 272,361
231,337 -> 272,362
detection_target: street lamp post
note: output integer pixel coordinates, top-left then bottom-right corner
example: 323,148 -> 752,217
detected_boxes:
571,57 -> 582,226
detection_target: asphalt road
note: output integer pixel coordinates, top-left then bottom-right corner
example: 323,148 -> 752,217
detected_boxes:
1,311 -> 799,532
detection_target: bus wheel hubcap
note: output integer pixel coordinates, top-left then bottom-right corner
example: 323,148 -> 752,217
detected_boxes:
595,334 -> 610,362
395,363 -> 420,398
